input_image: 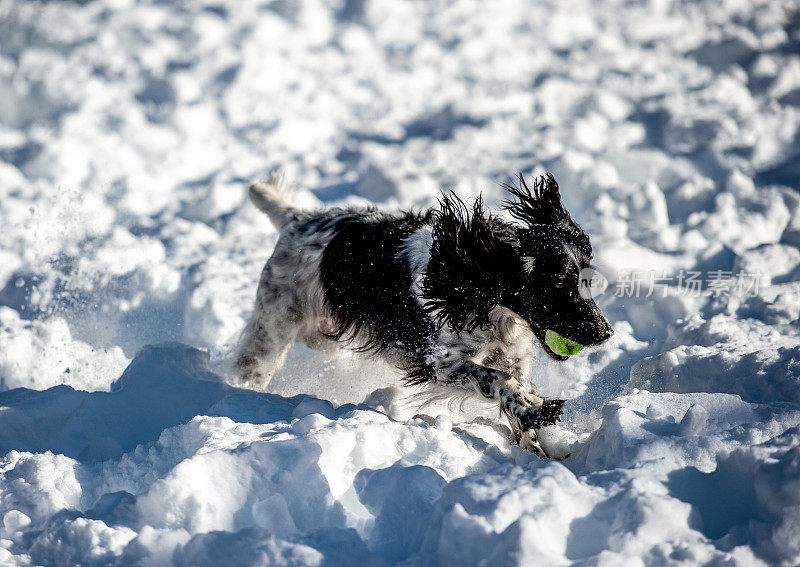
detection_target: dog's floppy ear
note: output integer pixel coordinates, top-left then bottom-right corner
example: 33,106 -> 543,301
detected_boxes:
503,173 -> 568,226
423,193 -> 520,333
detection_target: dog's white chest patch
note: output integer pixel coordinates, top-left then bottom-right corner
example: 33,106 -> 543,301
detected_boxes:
436,306 -> 537,379
398,226 -> 433,298
480,307 -> 537,370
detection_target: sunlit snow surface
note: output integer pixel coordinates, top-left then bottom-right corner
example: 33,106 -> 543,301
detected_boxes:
1,0 -> 800,564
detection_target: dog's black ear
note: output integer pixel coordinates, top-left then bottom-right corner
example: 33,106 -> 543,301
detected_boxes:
423,193 -> 520,333
503,173 -> 568,226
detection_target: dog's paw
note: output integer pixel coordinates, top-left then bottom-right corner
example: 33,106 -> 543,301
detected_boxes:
538,397 -> 566,425
510,396 -> 565,431
235,355 -> 271,392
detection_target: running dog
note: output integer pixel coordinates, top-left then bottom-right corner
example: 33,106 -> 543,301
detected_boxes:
236,172 -> 613,458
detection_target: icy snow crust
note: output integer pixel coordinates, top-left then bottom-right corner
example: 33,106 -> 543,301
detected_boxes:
1,0 -> 800,564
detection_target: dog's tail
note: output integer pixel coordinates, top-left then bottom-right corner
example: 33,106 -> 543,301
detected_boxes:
248,171 -> 299,228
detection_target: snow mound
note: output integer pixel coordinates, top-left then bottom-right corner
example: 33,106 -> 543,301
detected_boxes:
2,0 -> 800,564
1,343 -> 797,565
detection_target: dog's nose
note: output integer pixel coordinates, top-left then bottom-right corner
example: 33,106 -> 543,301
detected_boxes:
601,324 -> 614,341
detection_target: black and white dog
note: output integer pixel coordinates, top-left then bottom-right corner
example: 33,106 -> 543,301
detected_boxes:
236,172 -> 613,458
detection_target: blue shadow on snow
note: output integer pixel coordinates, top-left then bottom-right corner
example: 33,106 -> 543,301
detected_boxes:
0,343 -> 367,462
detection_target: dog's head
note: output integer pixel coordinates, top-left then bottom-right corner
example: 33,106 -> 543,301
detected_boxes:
423,173 -> 613,360
501,173 -> 613,359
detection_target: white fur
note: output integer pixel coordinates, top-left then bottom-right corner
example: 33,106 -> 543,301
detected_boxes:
398,227 -> 433,298
248,171 -> 298,228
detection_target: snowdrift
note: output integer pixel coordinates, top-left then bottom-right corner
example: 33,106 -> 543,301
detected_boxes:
2,0 -> 800,564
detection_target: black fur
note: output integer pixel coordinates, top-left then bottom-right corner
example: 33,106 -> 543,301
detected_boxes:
502,172 -> 568,226
417,174 -> 611,358
503,173 -> 591,256
422,194 -> 523,334
320,210 -> 435,362
319,174 -> 613,370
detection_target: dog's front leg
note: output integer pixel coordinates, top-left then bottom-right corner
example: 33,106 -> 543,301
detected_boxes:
494,381 -> 565,459
434,356 -> 564,458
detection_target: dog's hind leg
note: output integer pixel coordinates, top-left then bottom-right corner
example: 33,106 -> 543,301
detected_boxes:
434,354 -> 564,458
236,311 -> 297,391
236,261 -> 303,391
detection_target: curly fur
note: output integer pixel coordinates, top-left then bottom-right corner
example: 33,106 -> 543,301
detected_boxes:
422,194 -> 522,334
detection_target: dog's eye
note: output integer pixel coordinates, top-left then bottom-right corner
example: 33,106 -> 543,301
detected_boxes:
556,282 -> 565,289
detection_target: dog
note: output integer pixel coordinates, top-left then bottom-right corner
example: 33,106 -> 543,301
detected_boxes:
236,171 -> 613,458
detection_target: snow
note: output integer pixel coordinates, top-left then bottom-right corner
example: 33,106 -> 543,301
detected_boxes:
1,0 -> 799,564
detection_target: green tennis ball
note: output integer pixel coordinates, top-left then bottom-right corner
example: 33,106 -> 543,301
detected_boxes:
545,330 -> 584,357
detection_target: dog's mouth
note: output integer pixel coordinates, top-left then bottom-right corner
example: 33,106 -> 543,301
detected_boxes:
536,329 -> 584,361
